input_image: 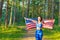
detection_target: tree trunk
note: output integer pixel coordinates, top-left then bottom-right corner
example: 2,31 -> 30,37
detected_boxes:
9,1 -> 13,25
5,0 -> 9,28
22,0 -> 24,17
48,0 -> 51,19
32,5 -> 34,18
0,0 -> 4,18
45,0 -> 48,19
32,0 -> 34,18
43,0 -> 46,19
13,0 -> 16,25
51,0 -> 54,19
25,0 -> 30,17
0,0 -> 4,25
59,0 -> 60,26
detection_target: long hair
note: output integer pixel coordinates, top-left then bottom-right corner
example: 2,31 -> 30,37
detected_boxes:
38,16 -> 42,22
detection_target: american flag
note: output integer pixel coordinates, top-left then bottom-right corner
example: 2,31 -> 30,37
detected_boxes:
25,18 -> 37,30
42,19 -> 55,29
25,18 -> 55,30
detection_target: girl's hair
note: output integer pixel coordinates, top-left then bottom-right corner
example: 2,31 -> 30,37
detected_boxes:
40,16 -> 42,21
38,16 -> 42,21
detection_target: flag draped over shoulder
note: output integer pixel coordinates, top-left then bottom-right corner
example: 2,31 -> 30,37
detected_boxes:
25,18 -> 55,30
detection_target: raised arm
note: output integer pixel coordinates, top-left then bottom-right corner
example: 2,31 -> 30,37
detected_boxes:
31,19 -> 37,23
24,17 -> 37,23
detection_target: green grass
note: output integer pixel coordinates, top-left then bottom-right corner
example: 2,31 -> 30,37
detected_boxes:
0,25 -> 60,40
43,25 -> 60,40
0,25 -> 26,40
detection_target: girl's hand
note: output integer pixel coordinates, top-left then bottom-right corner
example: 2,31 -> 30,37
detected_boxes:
24,17 -> 36,23
24,17 -> 26,19
24,17 -> 29,20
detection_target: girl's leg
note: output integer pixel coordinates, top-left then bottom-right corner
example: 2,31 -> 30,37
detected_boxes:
36,34 -> 43,40
35,30 -> 39,40
39,35 -> 43,40
35,34 -> 39,40
39,31 -> 43,40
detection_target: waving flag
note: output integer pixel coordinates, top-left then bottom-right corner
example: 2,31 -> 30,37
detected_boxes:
42,19 -> 55,29
25,18 -> 37,30
25,18 -> 55,30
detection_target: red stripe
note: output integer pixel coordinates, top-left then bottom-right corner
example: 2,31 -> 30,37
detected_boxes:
26,23 -> 36,29
26,19 -> 55,30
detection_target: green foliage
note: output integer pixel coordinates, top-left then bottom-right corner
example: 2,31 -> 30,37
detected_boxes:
0,25 -> 26,40
1,0 -> 60,40
43,25 -> 60,39
2,0 -> 59,25
1,25 -> 60,40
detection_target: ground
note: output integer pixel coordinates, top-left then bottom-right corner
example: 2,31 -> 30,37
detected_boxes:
1,25 -> 60,40
22,29 -> 47,40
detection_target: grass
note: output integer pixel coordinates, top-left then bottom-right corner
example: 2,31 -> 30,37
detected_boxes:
0,25 -> 60,40
0,25 -> 26,40
43,25 -> 60,40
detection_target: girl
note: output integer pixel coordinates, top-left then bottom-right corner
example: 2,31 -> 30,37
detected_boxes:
24,16 -> 43,40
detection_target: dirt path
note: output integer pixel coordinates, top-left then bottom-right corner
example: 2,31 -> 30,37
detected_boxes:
22,29 -> 35,40
22,29 -> 47,40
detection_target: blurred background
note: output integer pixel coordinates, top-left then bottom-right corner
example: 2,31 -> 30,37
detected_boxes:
0,0 -> 60,40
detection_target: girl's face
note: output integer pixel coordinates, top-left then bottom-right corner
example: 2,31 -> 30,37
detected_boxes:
38,17 -> 41,21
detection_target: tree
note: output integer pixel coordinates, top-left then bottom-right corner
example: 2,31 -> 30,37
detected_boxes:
31,0 -> 35,18
0,0 -> 4,18
25,0 -> 30,17
13,0 -> 16,25
9,0 -> 13,25
59,0 -> 60,26
43,0 -> 46,19
0,0 -> 4,25
5,0 -> 9,27
37,0 -> 41,17
45,0 -> 48,19
22,0 -> 24,17
51,0 -> 54,18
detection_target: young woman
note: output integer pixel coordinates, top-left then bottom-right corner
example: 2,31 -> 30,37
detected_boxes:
24,16 -> 43,40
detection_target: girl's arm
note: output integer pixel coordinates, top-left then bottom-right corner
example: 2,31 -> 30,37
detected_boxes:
24,17 -> 37,23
